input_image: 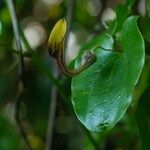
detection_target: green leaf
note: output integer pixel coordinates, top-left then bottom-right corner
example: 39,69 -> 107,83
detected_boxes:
136,87 -> 150,150
113,5 -> 128,33
72,16 -> 145,132
112,0 -> 135,33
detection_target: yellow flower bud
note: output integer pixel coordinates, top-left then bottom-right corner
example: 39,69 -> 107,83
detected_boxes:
48,18 -> 67,50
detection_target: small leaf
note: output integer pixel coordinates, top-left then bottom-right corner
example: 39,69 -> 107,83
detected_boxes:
48,18 -> 67,49
72,16 -> 145,132
114,5 -> 128,33
113,0 -> 135,33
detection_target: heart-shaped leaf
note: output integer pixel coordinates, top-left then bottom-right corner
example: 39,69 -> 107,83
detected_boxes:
71,16 -> 145,132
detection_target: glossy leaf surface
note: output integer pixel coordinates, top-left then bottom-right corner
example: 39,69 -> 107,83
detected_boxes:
72,16 -> 145,132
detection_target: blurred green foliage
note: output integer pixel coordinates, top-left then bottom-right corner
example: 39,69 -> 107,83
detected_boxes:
0,0 -> 150,150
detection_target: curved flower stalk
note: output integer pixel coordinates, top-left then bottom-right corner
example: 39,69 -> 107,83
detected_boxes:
48,19 -> 97,77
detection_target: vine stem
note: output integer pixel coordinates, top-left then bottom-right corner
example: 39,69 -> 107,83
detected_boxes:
6,0 -> 31,149
98,0 -> 107,21
6,0 -> 25,82
66,0 -> 75,34
45,0 -> 75,149
14,86 -> 32,150
45,67 -> 59,150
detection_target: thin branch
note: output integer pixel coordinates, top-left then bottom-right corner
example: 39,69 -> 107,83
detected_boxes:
65,0 -> 76,47
98,0 -> 107,21
14,86 -> 32,150
45,0 -> 76,149
6,0 -> 26,83
45,67 -> 59,150
66,0 -> 76,32
6,0 -> 21,52
6,0 -> 31,149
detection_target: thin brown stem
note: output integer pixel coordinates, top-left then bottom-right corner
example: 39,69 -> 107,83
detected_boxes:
98,0 -> 107,21
6,0 -> 26,83
45,0 -> 76,149
45,67 -> 59,150
66,0 -> 75,32
6,0 -> 31,149
14,85 -> 32,150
